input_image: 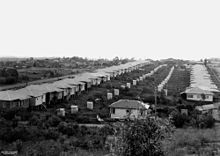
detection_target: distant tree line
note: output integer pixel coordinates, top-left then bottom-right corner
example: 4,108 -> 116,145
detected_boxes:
0,56 -> 135,69
0,68 -> 19,84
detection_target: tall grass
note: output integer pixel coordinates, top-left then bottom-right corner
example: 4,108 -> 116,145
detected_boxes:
162,128 -> 217,156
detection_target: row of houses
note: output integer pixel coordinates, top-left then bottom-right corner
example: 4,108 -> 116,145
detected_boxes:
157,66 -> 174,92
107,65 -> 169,119
0,60 -> 150,110
182,64 -> 220,102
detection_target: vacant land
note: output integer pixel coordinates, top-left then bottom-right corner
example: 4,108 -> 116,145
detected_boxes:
166,66 -> 190,96
18,67 -> 88,82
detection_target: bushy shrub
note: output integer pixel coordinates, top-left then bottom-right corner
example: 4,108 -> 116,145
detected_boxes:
170,110 -> 215,128
112,118 -> 171,156
99,125 -> 114,138
43,128 -> 60,140
29,114 -> 40,126
196,114 -> 215,128
2,108 -> 19,120
58,122 -> 79,136
170,110 -> 190,128
142,95 -> 158,104
47,115 -> 61,127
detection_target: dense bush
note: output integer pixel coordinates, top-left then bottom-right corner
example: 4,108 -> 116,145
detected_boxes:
0,68 -> 19,84
43,127 -> 60,140
112,118 -> 172,156
170,110 -> 215,128
170,110 -> 190,128
2,108 -> 21,120
58,122 -> 79,136
196,114 -> 215,128
0,111 -> 115,152
46,115 -> 62,127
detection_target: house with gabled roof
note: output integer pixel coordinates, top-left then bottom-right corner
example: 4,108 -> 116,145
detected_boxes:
181,87 -> 214,102
109,99 -> 150,119
90,72 -> 111,83
60,78 -> 85,95
0,90 -> 31,109
72,76 -> 92,91
26,84 -> 63,105
17,87 -> 46,107
77,72 -> 102,86
52,80 -> 75,100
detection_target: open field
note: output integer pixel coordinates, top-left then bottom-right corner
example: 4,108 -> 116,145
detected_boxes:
166,66 -> 190,96
208,66 -> 220,88
206,65 -> 220,102
18,67 -> 88,83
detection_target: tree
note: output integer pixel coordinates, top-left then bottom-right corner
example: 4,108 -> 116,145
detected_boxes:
112,118 -> 172,156
204,59 -> 207,66
0,68 -> 19,84
113,56 -> 120,65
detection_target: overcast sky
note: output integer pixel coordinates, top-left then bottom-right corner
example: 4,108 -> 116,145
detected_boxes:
0,0 -> 220,60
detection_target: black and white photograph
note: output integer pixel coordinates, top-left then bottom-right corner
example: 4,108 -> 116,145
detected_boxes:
0,0 -> 220,155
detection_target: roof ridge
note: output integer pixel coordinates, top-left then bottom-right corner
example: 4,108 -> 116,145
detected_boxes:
27,87 -> 34,96
6,91 -> 11,101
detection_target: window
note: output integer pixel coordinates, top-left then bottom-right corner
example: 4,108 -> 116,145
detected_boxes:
187,94 -> 193,98
205,95 -> 209,99
111,108 -> 115,114
126,109 -> 131,114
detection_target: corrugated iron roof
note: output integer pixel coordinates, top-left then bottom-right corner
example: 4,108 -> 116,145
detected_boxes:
52,80 -> 74,89
60,78 -> 85,85
17,88 -> 43,97
189,64 -> 219,92
0,89 -> 34,101
109,99 -> 149,109
183,87 -> 214,95
41,83 -> 63,92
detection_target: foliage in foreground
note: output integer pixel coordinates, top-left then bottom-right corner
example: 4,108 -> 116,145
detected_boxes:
112,118 -> 173,156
